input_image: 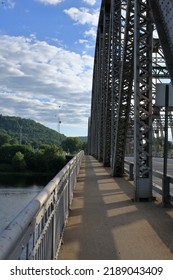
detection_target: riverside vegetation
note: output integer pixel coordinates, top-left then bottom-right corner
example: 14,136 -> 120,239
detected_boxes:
0,115 -> 87,176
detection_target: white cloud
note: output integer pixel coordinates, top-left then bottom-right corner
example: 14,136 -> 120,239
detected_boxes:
84,27 -> 97,39
0,35 -> 93,134
83,0 -> 97,5
35,0 -> 64,5
64,7 -> 99,26
1,0 -> 15,9
79,39 -> 88,44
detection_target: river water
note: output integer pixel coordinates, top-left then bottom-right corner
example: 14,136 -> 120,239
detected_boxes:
0,174 -> 52,233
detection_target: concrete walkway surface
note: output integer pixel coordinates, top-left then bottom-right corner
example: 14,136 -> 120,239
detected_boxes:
58,155 -> 173,260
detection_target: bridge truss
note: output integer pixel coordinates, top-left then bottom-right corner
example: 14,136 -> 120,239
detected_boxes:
88,0 -> 173,200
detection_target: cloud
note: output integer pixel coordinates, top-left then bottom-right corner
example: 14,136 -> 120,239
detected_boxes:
84,27 -> 97,39
83,0 -> 97,5
0,35 -> 93,133
1,0 -> 15,9
64,7 -> 99,26
35,0 -> 64,5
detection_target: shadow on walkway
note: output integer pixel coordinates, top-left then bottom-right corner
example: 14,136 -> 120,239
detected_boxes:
58,156 -> 173,260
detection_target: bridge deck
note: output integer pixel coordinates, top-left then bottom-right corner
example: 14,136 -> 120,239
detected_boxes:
58,155 -> 173,260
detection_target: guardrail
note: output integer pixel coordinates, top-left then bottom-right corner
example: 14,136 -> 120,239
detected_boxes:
0,151 -> 84,260
124,160 -> 173,206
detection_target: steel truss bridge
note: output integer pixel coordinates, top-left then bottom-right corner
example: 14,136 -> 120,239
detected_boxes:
88,0 -> 173,201
1,1 -> 173,260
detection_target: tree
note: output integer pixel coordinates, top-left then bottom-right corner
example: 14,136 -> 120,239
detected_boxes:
0,115 -> 66,146
12,152 -> 26,171
61,137 -> 82,154
42,145 -> 65,173
31,145 -> 66,174
0,133 -> 12,146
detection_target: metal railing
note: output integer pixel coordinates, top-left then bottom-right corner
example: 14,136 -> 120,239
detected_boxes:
124,160 -> 173,205
0,151 -> 84,260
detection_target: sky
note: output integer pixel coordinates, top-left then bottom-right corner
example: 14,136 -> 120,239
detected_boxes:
0,0 -> 101,136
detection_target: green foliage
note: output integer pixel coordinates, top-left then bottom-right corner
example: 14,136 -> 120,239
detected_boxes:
153,136 -> 173,153
61,137 -> 82,154
0,163 -> 13,172
0,114 -> 87,175
0,133 -> 18,146
0,144 -> 33,164
12,152 -> 26,171
0,114 -> 66,146
169,141 -> 173,150
0,133 -> 11,146
79,136 -> 88,143
0,142 -> 67,175
80,141 -> 87,152
32,145 -> 66,174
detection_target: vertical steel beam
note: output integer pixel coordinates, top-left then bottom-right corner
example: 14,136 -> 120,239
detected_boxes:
89,17 -> 103,158
97,22 -> 104,162
102,1 -> 112,166
90,2 -> 111,162
134,0 -> 153,200
112,0 -> 134,176
110,0 -> 122,168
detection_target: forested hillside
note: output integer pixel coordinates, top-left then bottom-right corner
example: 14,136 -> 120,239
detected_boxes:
0,115 -> 66,147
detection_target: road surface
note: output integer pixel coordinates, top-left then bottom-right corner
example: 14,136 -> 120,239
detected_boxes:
125,157 -> 173,195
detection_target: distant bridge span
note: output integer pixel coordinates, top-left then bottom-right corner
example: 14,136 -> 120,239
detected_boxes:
88,0 -> 173,201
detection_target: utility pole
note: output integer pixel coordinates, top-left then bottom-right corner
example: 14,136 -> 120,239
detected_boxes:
56,105 -> 61,133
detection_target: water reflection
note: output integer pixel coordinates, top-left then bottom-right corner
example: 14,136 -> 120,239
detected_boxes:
0,173 -> 52,188
0,173 -> 53,232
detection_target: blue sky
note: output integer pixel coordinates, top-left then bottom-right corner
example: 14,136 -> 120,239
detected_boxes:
0,0 -> 101,136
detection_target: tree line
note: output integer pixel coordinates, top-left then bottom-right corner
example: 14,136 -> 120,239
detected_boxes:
0,133 -> 87,175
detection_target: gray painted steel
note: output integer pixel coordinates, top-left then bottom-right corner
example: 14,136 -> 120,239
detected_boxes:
88,0 -> 173,200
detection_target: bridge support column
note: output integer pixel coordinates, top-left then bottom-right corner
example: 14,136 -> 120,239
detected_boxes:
112,0 -> 134,176
134,0 -> 153,200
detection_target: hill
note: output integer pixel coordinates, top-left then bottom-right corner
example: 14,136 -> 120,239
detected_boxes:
79,136 -> 88,142
0,115 -> 66,147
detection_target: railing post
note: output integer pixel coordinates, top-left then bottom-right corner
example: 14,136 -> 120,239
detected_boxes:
52,192 -> 56,259
162,176 -> 171,207
129,163 -> 134,180
68,165 -> 71,209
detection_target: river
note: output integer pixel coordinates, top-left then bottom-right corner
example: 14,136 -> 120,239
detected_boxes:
0,174 -> 52,233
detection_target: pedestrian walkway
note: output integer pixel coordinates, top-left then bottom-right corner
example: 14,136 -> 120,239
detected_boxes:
58,155 -> 173,260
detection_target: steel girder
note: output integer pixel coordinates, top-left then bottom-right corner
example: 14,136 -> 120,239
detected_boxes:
90,3 -> 108,161
89,0 -> 124,163
152,38 -> 170,80
126,35 -> 170,158
112,0 -> 134,176
89,18 -> 103,158
134,0 -> 153,199
95,29 -> 103,161
89,0 -> 173,200
103,0 -> 127,166
102,1 -> 112,166
110,0 -> 123,168
149,0 -> 173,84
